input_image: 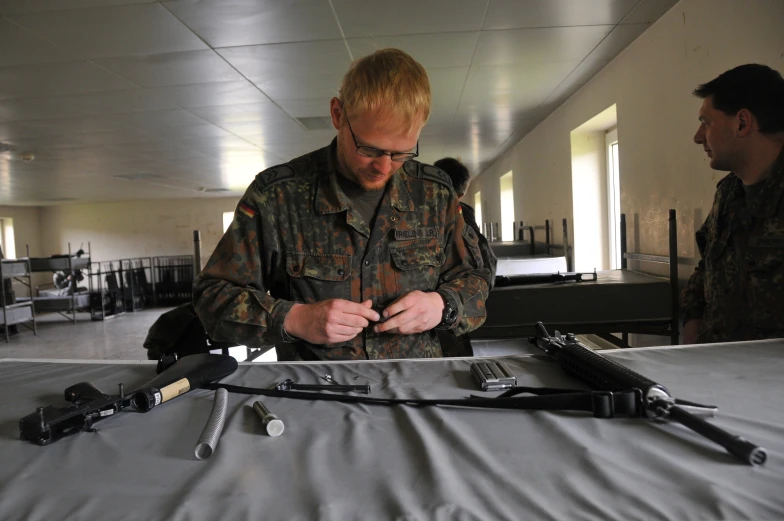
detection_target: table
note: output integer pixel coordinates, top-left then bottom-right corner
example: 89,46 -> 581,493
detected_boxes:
1,339 -> 782,520
476,269 -> 673,343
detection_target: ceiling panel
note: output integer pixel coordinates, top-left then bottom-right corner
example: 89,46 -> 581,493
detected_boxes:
426,67 -> 471,124
0,0 -> 673,204
0,61 -> 136,100
161,0 -> 342,47
0,115 -> 126,140
0,0 -> 155,16
473,26 -> 614,66
0,18 -> 78,67
100,109 -> 209,130
347,33 -> 479,69
332,0 -> 488,37
218,40 -> 351,84
588,23 -> 650,61
147,81 -> 271,108
621,0 -> 680,24
482,0 -> 639,29
457,61 -> 579,117
188,102 -> 292,125
257,73 -> 346,103
96,50 -> 245,88
0,90 -> 175,121
276,98 -> 333,119
541,57 -> 613,109
7,3 -> 207,59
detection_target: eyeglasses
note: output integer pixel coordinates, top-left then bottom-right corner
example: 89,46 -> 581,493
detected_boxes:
342,105 -> 419,162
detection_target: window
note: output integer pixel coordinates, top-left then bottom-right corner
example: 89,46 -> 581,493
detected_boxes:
223,212 -> 233,233
499,171 -> 515,241
0,218 -> 15,259
606,128 -> 621,269
474,191 -> 482,233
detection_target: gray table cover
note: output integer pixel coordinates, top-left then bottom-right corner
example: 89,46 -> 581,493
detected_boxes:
1,340 -> 783,521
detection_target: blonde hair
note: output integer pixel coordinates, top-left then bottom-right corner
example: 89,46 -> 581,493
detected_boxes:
340,48 -> 431,132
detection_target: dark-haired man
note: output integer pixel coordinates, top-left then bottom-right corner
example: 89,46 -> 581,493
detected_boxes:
681,64 -> 784,344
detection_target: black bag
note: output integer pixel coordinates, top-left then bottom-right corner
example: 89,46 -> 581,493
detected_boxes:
143,303 -> 235,372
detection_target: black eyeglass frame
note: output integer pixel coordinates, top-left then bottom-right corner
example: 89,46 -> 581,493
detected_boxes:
341,104 -> 419,162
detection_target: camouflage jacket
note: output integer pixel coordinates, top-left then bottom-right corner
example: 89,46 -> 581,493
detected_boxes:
680,149 -> 784,343
460,202 -> 497,289
193,141 -> 492,361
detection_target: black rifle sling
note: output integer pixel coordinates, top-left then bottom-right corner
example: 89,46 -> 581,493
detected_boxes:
204,383 -> 644,419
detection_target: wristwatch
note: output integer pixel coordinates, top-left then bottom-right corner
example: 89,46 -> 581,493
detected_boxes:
435,290 -> 458,330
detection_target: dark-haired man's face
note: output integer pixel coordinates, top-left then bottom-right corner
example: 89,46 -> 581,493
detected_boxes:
693,97 -> 741,172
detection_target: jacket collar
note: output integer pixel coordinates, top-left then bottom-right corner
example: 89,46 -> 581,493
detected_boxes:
314,139 -> 415,215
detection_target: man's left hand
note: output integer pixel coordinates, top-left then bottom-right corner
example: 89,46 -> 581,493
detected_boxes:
374,290 -> 444,335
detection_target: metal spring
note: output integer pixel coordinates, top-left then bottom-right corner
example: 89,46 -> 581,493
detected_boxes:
194,388 -> 229,460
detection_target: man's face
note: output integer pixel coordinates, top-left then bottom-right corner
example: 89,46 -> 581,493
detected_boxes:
330,99 -> 421,191
693,96 -> 741,172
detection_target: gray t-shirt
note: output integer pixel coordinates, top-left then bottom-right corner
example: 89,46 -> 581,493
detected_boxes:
337,173 -> 385,229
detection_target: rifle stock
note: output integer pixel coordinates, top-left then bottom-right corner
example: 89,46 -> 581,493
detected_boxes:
20,354 -> 238,446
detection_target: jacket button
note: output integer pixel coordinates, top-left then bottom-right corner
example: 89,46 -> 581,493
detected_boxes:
291,265 -> 299,272
337,269 -> 344,276
390,215 -> 397,222
364,260 -> 370,266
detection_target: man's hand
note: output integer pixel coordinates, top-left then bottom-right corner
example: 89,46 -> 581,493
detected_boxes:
283,299 -> 379,345
681,319 -> 703,345
374,290 -> 444,335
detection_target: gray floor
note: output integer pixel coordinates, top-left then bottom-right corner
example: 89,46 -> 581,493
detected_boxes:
0,308 -> 171,360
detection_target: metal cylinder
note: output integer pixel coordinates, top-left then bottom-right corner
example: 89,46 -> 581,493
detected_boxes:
253,400 -> 284,437
194,388 -> 229,460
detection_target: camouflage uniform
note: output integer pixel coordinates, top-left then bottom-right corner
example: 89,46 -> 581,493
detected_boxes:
680,149 -> 784,343
193,141 -> 492,361
438,202 -> 497,357
459,203 -> 497,288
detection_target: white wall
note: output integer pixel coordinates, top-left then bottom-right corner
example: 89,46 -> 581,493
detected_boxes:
39,198 -> 240,268
467,0 -> 784,282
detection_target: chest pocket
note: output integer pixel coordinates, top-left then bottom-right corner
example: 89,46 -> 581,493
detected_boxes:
389,238 -> 445,291
286,252 -> 352,304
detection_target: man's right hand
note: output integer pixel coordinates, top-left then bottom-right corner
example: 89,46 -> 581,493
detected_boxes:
681,319 -> 703,345
283,299 -> 380,345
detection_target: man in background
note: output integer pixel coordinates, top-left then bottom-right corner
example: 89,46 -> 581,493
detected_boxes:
681,64 -> 784,343
434,157 -> 497,356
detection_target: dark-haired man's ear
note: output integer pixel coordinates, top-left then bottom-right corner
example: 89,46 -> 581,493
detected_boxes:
736,109 -> 753,136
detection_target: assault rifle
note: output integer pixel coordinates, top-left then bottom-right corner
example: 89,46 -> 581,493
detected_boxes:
495,269 -> 597,288
530,322 -> 766,465
19,354 -> 238,446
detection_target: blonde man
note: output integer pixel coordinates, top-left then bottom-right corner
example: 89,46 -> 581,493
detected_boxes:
194,49 -> 491,361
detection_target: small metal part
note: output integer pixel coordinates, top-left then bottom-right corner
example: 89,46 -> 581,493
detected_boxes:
253,401 -> 284,437
321,374 -> 340,386
118,383 -> 124,398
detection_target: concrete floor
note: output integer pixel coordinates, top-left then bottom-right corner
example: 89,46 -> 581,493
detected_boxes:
0,308 -> 171,360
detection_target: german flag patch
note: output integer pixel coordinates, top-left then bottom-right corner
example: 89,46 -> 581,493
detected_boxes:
238,201 -> 256,219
